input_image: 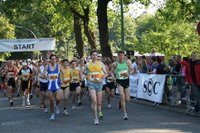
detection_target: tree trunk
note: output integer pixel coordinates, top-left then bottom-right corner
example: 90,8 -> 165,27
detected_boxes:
83,7 -> 96,50
73,13 -> 84,58
97,0 -> 112,57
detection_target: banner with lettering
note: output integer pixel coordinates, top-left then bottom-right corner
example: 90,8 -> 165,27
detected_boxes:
0,38 -> 55,52
137,74 -> 166,103
129,75 -> 139,97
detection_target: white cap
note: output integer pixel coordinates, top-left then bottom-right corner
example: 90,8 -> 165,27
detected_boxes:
113,53 -> 117,57
98,54 -> 102,57
27,59 -> 31,62
22,62 -> 27,66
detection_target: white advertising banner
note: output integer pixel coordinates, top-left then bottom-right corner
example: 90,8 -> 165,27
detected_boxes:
129,75 -> 139,97
137,74 -> 166,103
0,38 -> 56,52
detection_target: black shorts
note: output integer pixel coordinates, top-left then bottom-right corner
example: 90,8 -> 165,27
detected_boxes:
70,83 -> 80,91
40,82 -> 48,92
61,86 -> 69,90
7,78 -> 16,88
102,84 -> 106,91
21,80 -> 30,92
81,81 -> 85,88
116,79 -> 129,89
105,82 -> 115,90
1,75 -> 5,82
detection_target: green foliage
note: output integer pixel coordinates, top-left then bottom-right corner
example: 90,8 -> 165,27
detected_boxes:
0,15 -> 15,61
134,13 -> 199,59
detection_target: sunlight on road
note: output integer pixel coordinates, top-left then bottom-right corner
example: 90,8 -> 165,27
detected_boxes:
105,129 -> 191,133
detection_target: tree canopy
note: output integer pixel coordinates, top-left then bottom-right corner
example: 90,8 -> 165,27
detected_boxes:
0,0 -> 199,60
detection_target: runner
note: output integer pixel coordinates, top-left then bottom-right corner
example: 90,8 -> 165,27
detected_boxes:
85,50 -> 107,125
6,60 -> 17,106
38,60 -> 49,113
27,59 -> 35,99
70,59 -> 83,110
60,59 -> 70,115
112,50 -> 133,120
16,60 -> 22,97
78,59 -> 86,105
18,62 -> 33,106
45,54 -> 63,120
0,62 -> 7,96
104,59 -> 115,108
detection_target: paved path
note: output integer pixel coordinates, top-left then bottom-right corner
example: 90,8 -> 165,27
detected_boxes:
0,90 -> 200,133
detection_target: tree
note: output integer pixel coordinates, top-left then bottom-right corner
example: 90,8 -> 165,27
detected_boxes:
68,0 -> 97,50
97,0 -> 112,57
0,15 -> 15,61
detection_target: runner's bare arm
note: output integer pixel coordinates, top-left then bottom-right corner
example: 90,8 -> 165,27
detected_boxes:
59,65 -> 64,83
126,59 -> 134,75
100,62 -> 108,78
111,62 -> 116,78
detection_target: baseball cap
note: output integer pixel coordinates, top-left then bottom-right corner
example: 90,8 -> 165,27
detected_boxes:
22,62 -> 27,66
27,59 -> 31,62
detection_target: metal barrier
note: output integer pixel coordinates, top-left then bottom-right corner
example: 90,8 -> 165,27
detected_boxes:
159,74 -> 196,112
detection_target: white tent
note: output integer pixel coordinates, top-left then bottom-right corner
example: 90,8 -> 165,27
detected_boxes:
134,51 -> 142,56
143,52 -> 165,57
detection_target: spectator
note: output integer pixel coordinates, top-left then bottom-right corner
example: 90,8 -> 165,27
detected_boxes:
189,52 -> 200,112
141,59 -> 148,73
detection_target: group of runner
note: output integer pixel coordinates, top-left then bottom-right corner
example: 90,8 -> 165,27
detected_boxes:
0,50 -> 134,125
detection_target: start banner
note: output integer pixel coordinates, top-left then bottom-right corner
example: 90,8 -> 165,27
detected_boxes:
0,38 -> 56,52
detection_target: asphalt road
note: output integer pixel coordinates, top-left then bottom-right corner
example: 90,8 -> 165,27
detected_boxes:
0,90 -> 200,133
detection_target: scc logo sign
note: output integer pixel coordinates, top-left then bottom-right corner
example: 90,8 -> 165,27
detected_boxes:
143,78 -> 160,96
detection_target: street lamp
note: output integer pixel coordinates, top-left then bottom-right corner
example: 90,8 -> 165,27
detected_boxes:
20,9 -> 48,31
16,25 -> 37,39
120,0 -> 124,50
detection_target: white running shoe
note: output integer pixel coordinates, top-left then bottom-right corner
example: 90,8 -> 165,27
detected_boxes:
56,106 -> 60,114
27,99 -> 31,106
72,106 -> 75,110
63,110 -> 69,115
123,113 -> 128,120
50,114 -> 55,121
108,104 -> 112,108
22,102 -> 25,107
94,119 -> 99,125
44,108 -> 48,113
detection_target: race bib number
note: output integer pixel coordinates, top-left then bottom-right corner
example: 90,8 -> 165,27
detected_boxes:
107,77 -> 113,83
63,78 -> 70,84
49,74 -> 58,81
23,74 -> 29,81
72,77 -> 79,82
8,72 -> 15,78
118,70 -> 128,79
90,72 -> 100,82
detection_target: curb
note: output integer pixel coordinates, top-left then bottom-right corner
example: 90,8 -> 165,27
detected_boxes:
131,98 -> 200,117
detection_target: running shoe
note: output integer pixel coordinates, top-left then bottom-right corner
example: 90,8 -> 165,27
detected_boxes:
63,110 -> 69,115
44,108 -> 48,113
72,106 -> 75,110
94,119 -> 99,125
56,106 -> 60,114
78,100 -> 82,106
22,102 -> 25,107
10,100 -> 13,107
50,114 -> 55,121
123,113 -> 128,120
99,112 -> 103,119
27,99 -> 31,106
108,104 -> 112,108
30,94 -> 33,99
